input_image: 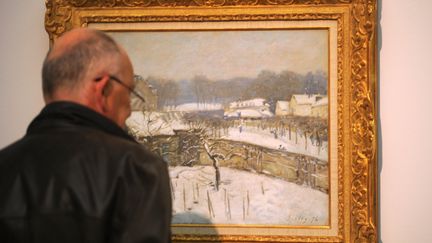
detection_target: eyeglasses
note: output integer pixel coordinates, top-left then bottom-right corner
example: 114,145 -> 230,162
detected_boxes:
108,75 -> 146,104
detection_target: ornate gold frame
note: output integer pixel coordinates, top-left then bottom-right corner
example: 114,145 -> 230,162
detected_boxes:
45,0 -> 377,242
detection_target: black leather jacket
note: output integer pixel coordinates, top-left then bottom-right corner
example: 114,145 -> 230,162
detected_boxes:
0,102 -> 172,243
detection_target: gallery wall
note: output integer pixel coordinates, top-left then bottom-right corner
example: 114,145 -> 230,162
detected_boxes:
0,1 -> 47,145
0,0 -> 431,242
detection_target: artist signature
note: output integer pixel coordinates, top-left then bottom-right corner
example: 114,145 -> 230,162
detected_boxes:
287,215 -> 320,224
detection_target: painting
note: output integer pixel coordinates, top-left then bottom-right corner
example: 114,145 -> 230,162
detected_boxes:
111,28 -> 330,227
45,1 -> 378,242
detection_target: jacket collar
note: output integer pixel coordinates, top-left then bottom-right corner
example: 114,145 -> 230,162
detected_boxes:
27,101 -> 135,142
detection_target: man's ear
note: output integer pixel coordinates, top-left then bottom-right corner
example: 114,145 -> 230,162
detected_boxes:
94,75 -> 112,113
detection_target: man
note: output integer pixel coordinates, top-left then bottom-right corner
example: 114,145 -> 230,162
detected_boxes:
0,28 -> 172,242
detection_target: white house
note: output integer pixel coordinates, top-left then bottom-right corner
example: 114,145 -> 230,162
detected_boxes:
290,94 -> 325,117
275,101 -> 290,116
225,98 -> 273,119
229,98 -> 266,109
311,97 -> 328,119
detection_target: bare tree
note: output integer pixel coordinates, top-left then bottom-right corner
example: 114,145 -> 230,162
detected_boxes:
185,118 -> 244,191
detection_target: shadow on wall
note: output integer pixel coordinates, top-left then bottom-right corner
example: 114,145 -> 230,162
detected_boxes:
172,212 -> 221,243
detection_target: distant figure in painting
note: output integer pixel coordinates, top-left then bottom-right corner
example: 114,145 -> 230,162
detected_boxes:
0,28 -> 172,243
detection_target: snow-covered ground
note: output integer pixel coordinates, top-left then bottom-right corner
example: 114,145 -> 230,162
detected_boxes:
224,108 -> 274,119
221,126 -> 328,161
126,106 -> 328,161
163,103 -> 223,111
127,111 -> 327,161
170,166 -> 328,225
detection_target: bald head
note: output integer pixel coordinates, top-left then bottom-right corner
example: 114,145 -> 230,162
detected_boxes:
42,28 -> 122,101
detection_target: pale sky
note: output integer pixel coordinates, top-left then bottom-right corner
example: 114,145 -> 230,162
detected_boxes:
109,30 -> 328,81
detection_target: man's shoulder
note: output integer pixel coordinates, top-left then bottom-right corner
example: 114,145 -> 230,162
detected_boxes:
0,126 -> 166,187
0,127 -> 160,166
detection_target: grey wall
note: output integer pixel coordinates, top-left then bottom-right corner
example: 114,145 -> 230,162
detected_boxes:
0,0 -> 48,146
0,0 -> 431,242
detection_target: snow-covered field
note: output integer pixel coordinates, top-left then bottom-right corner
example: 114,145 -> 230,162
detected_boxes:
222,126 -> 328,161
127,111 -> 327,161
170,166 -> 328,225
164,103 -> 223,111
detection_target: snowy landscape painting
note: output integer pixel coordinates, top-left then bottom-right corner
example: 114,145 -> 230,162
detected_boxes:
110,29 -> 330,226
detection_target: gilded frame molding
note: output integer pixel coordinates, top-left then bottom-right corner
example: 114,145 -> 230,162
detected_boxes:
44,0 -> 377,242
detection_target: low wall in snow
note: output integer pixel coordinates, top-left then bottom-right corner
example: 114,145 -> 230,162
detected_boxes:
197,139 -> 329,193
145,134 -> 328,193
